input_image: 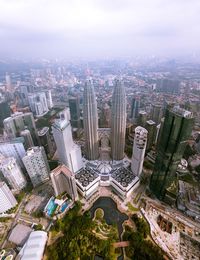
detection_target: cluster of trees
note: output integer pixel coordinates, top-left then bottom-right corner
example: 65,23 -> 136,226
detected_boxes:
48,202 -> 117,260
123,214 -> 164,260
131,214 -> 150,238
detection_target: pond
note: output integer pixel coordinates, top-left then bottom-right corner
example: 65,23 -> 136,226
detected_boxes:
90,197 -> 128,260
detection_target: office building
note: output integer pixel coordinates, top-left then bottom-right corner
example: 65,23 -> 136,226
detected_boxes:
150,103 -> 163,124
145,120 -> 156,150
150,106 -> 194,202
52,112 -> 83,173
69,96 -> 81,128
38,127 -> 55,157
111,79 -> 126,160
0,139 -> 26,168
131,126 -> 148,177
0,182 -> 18,214
137,111 -> 147,127
0,100 -> 11,127
22,147 -> 50,187
28,92 -> 49,116
0,155 -> 27,192
45,90 -> 53,109
83,80 -> 99,160
20,129 -> 34,149
50,164 -> 78,201
131,97 -> 140,122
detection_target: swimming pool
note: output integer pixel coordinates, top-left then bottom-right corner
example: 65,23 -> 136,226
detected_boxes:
60,202 -> 68,213
46,199 -> 58,216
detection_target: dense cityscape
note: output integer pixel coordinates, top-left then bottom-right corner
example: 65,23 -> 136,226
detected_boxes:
0,58 -> 199,259
0,0 -> 200,260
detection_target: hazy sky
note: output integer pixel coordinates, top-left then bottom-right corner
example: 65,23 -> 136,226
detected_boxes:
0,0 -> 200,59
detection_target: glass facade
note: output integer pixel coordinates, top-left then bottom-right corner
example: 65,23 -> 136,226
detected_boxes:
150,107 -> 194,200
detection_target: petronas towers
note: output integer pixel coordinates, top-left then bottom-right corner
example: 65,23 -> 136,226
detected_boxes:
83,80 -> 99,160
111,80 -> 127,160
83,79 -> 126,161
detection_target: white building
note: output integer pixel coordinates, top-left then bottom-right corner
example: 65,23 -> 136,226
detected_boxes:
28,92 -> 49,116
18,231 -> 48,260
44,90 -> 53,109
52,111 -> 83,173
131,126 -> 148,178
0,140 -> 26,168
0,155 -> 27,192
22,147 -> 50,187
0,182 -> 18,214
50,164 -> 78,200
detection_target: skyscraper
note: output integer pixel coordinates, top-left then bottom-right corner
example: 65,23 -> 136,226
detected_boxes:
111,79 -> 126,160
137,111 -> 147,127
69,96 -> 81,128
52,111 -> 83,173
131,126 -> 148,177
83,80 -> 99,160
150,106 -> 194,201
150,103 -> 163,124
38,127 -> 55,157
0,182 -> 18,214
0,155 -> 27,192
145,120 -> 156,151
0,139 -> 26,169
131,97 -> 140,123
20,129 -> 34,149
22,147 -> 50,187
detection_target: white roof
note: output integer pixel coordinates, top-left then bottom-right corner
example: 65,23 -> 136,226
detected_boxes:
18,231 -> 47,260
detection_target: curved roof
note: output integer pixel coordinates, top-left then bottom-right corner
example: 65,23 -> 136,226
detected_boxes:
18,231 -> 47,260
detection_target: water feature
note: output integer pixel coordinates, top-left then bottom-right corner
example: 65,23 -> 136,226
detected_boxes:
90,197 -> 128,260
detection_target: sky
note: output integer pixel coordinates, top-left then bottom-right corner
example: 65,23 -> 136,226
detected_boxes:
0,0 -> 200,59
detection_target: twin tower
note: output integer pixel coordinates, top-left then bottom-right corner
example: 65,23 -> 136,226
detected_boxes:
83,79 -> 126,161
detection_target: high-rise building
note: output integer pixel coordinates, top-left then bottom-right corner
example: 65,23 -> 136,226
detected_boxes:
111,80 -> 126,161
20,129 -> 34,149
50,164 -> 78,201
150,103 -> 163,124
22,147 -> 50,187
145,120 -> 156,151
28,92 -> 49,116
69,96 -> 81,128
0,100 -> 11,127
131,97 -> 140,123
83,80 -> 99,160
38,127 -> 55,157
5,73 -> 12,92
0,182 -> 18,214
52,112 -> 83,173
131,126 -> 148,177
3,112 -> 38,144
150,106 -> 194,201
44,90 -> 53,109
0,155 -> 27,192
0,139 -> 26,169
137,111 -> 147,128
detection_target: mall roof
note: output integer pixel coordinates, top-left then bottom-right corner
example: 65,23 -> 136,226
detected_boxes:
18,231 -> 47,260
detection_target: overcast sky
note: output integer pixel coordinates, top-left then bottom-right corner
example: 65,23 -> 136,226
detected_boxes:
0,0 -> 200,59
